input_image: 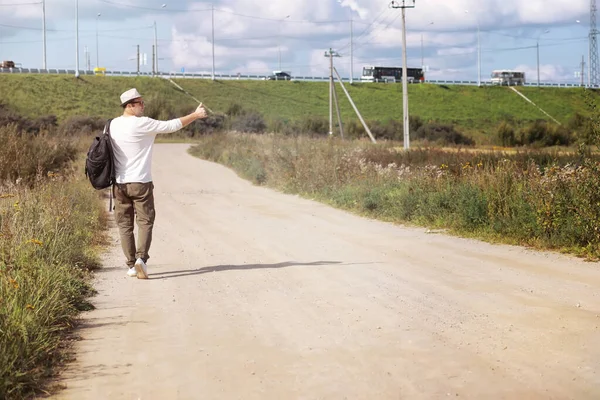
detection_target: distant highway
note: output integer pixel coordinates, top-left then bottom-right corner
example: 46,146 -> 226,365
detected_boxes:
0,67 -> 591,88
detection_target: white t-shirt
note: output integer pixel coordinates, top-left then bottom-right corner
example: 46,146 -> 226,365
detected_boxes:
110,116 -> 183,183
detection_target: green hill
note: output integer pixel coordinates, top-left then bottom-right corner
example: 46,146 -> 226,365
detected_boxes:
0,74 -> 597,136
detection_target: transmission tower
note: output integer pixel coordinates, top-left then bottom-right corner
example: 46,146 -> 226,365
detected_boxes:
591,0 -> 599,86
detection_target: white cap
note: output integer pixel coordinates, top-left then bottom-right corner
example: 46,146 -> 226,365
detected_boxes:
120,88 -> 142,106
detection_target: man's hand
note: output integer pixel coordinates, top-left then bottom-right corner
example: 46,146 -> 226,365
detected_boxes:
195,103 -> 208,120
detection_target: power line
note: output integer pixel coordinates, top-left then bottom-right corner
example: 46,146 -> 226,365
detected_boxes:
0,22 -> 152,32
345,12 -> 402,53
338,7 -> 392,52
215,8 -> 349,24
0,1 -> 41,5
96,0 -> 349,24
97,0 -> 210,12
1,36 -> 88,44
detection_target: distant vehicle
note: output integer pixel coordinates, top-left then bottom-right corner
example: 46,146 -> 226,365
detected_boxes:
491,70 -> 526,86
1,60 -> 16,68
265,71 -> 291,81
361,66 -> 424,83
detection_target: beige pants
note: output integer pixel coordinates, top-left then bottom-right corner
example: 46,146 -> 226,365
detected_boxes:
114,182 -> 155,268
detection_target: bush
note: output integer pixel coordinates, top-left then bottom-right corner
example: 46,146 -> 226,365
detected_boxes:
496,121 -> 517,147
59,115 -> 106,136
0,103 -> 57,135
410,115 -> 424,133
344,120 -> 366,139
414,123 -> 475,146
0,125 -> 78,186
568,112 -> 587,131
295,116 -> 329,135
231,112 -> 266,133
187,114 -> 226,136
518,120 -> 573,147
143,93 -> 175,121
369,119 -> 402,140
340,116 -> 422,141
226,103 -> 245,117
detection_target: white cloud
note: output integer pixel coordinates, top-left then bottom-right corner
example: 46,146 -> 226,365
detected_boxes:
0,0 -> 592,83
515,63 -> 577,83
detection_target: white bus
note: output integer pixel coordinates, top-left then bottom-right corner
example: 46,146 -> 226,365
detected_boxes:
361,66 -> 425,83
491,70 -> 526,86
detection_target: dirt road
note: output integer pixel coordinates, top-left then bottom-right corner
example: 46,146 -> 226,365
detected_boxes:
54,144 -> 600,400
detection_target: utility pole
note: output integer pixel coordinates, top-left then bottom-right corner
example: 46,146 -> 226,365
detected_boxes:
590,0 -> 599,86
278,15 -> 290,72
332,81 -> 344,139
96,13 -> 101,68
324,48 -> 341,136
333,67 -> 376,143
153,21 -> 158,76
137,45 -> 140,75
464,10 -> 480,87
477,21 -> 481,86
75,0 -> 79,78
42,0 -> 46,69
421,33 -> 424,69
212,3 -> 216,81
350,17 -> 354,84
536,30 -> 550,86
152,45 -> 155,75
581,55 -> 586,87
421,22 -> 433,78
537,41 -> 540,86
390,0 -> 415,150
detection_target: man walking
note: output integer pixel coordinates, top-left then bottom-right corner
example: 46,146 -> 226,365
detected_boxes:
110,88 -> 207,279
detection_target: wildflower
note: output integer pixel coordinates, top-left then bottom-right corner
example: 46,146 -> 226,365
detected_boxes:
26,304 -> 35,310
440,164 -> 448,170
26,239 -> 43,246
13,201 -> 21,211
9,279 -> 18,289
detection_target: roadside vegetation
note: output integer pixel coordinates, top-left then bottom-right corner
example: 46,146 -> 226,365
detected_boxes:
0,104 -> 107,399
189,98 -> 600,260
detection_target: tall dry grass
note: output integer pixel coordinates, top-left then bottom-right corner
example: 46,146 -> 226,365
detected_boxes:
0,123 -> 106,399
189,133 -> 600,259
0,124 -> 78,186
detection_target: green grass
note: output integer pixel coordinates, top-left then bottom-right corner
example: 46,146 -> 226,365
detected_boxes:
1,74 -> 598,134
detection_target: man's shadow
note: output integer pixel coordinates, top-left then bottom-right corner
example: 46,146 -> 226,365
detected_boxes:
149,261 -> 342,280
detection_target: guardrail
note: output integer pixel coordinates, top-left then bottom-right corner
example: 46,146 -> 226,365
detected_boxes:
0,67 -> 595,88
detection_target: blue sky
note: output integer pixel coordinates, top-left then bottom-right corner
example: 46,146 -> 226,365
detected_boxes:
0,0 -> 593,84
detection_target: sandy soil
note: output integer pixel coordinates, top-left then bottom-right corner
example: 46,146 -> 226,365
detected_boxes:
52,143 -> 600,400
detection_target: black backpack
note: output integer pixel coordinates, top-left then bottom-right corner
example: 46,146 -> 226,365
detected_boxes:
85,119 -> 115,209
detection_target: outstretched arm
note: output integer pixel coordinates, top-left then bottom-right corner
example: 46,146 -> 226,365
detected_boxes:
179,104 -> 208,128
138,104 -> 209,134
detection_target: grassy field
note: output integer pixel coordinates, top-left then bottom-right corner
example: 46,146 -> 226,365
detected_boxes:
0,74 -> 598,135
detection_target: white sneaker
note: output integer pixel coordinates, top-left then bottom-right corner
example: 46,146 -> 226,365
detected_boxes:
127,267 -> 137,277
134,258 -> 148,279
